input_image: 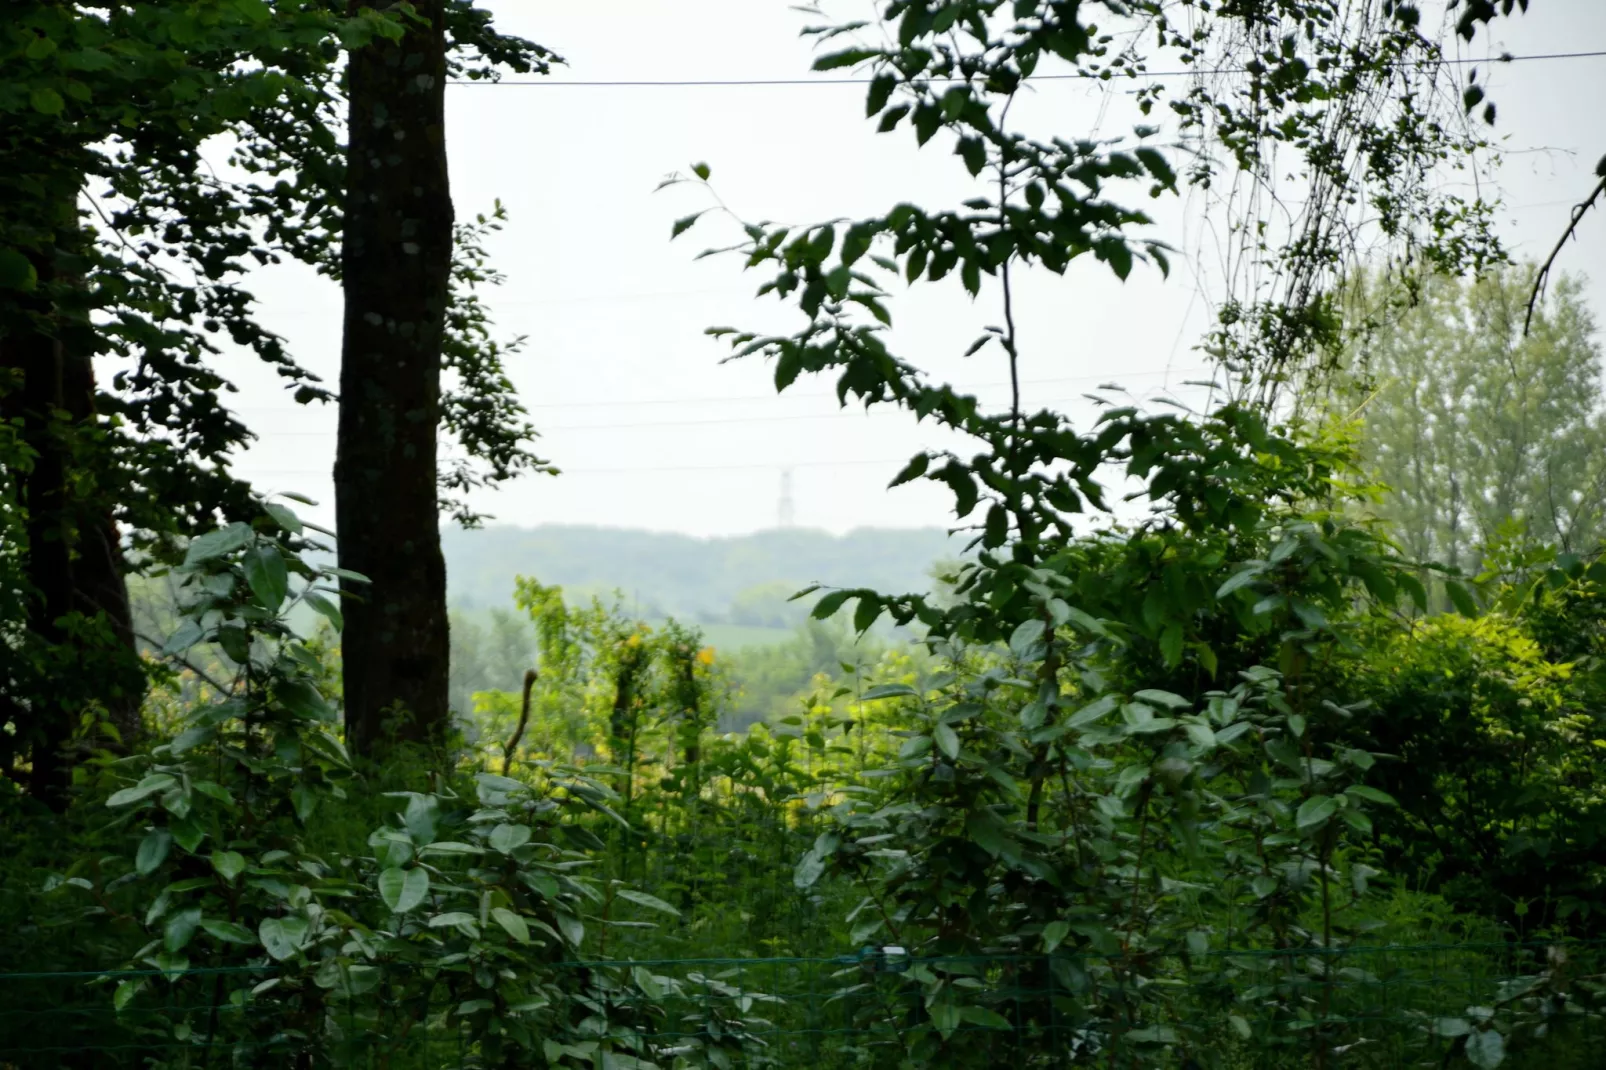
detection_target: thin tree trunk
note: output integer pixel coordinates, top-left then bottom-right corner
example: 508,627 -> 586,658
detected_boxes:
1,224 -> 143,801
335,0 -> 454,756
60,312 -> 143,748
3,281 -> 74,805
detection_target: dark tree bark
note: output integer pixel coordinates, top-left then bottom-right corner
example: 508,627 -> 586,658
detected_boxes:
0,231 -> 142,807
335,0 -> 454,756
3,287 -> 74,805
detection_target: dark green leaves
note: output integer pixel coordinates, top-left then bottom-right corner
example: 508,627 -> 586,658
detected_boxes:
867,72 -> 896,116
244,545 -> 288,612
0,248 -> 37,291
671,211 -> 706,239
1444,579 -> 1479,617
29,86 -> 65,115
888,452 -> 929,487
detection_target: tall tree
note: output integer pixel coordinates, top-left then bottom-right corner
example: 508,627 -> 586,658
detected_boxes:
335,3 -> 555,754
2,1 -> 552,791
0,1 -> 359,804
336,0 -> 456,755
1332,268 -> 1606,571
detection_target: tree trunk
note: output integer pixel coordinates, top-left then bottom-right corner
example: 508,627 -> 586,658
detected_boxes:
335,0 -> 453,757
3,290 -> 74,805
60,314 -> 143,748
0,234 -> 142,805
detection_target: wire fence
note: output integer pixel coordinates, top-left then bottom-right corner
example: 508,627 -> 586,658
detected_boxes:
2,942 -> 1603,1068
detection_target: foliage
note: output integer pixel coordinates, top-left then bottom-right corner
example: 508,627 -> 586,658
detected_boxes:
7,2 -> 1606,1068
439,202 -> 557,527
1323,268 -> 1606,573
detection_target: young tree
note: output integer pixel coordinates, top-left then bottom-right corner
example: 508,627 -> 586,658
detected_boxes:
1333,268 -> 1606,571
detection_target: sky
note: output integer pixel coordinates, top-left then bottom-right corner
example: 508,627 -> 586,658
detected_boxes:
215,1 -> 1606,539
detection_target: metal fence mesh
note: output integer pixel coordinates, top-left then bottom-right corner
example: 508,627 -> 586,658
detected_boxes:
2,942 -> 1603,1068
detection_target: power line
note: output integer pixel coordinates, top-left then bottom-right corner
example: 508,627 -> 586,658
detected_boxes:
451,50 -> 1606,89
240,457 -> 913,477
248,382 -> 1213,436
236,367 -> 1214,419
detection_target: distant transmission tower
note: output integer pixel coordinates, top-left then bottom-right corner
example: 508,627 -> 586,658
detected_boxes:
777,468 -> 796,529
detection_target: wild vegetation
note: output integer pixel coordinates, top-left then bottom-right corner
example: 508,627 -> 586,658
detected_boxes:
3,1 -> 1605,1069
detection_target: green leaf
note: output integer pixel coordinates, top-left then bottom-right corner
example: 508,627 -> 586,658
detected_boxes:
262,502 -> 302,534
1009,619 -> 1045,657
244,545 -> 288,612
1216,565 -> 1264,598
137,830 -> 172,876
489,823 -> 532,855
378,866 -> 429,914
930,1001 -> 961,1039
866,73 -> 896,116
258,916 -> 308,961
957,136 -> 986,176
794,850 -> 826,890
853,594 -> 881,634
812,590 -> 853,619
276,680 -> 333,723
815,47 -> 878,71
303,591 -> 343,631
1465,1028 -> 1505,1069
888,452 -> 929,487
554,911 -> 584,948
1042,920 -> 1070,953
861,683 -> 916,700
1158,622 -> 1184,668
691,161 -> 710,180
114,979 -> 142,1011
933,722 -> 960,761
1132,689 -> 1190,710
1345,784 -> 1397,806
491,906 -> 530,943
211,851 -> 246,883
966,810 -> 1008,856
429,911 -> 477,930
420,840 -> 481,856
959,1005 -> 1012,1029
199,918 -> 254,945
671,211 -> 706,239
616,889 -> 680,917
164,907 -> 201,953
169,724 -> 214,756
1445,579 -> 1480,617
30,87 -> 65,115
1067,694 -> 1119,728
1295,795 -> 1338,831
109,774 -> 176,808
1398,571 -> 1429,612
183,523 -> 251,565
0,248 -> 38,292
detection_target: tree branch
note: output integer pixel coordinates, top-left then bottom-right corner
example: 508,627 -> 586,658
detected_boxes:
1525,161 -> 1606,336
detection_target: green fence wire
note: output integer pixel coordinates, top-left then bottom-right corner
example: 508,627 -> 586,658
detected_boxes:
2,943 -> 1603,1069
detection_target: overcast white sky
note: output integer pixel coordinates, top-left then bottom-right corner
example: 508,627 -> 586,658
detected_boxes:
217,1 -> 1606,538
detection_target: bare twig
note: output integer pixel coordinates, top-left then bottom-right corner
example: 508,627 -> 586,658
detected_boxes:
134,631 -> 237,695
1525,160 -> 1606,336
501,669 -> 538,776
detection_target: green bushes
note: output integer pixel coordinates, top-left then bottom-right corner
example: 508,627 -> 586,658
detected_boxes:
5,440 -> 1606,1068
